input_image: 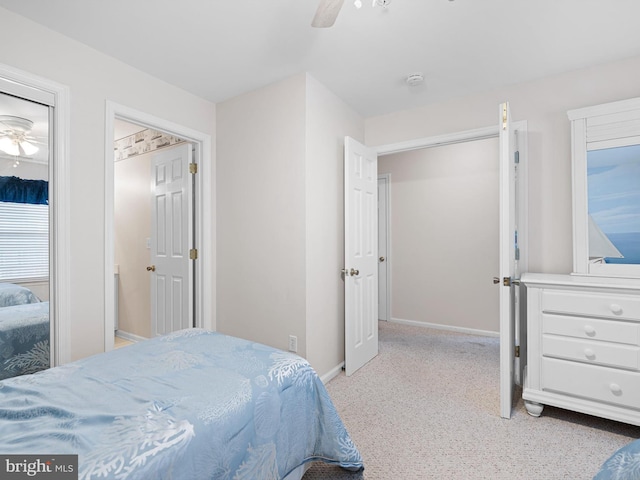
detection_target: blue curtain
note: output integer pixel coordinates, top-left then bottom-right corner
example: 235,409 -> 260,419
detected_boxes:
0,176 -> 48,205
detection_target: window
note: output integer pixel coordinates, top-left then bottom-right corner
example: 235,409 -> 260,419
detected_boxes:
0,201 -> 48,281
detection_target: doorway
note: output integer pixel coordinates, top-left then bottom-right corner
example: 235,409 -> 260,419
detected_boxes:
104,101 -> 215,352
378,137 -> 501,334
346,121 -> 528,417
113,120 -> 194,342
377,174 -> 390,322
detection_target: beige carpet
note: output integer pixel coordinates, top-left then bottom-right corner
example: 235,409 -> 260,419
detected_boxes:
303,321 -> 640,480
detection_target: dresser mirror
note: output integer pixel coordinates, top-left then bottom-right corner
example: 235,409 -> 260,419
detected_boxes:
568,98 -> 640,278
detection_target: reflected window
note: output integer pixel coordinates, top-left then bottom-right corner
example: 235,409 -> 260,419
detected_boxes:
0,201 -> 48,280
587,145 -> 640,265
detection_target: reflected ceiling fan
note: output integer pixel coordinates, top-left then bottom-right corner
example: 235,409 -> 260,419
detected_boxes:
312,0 -> 391,28
0,115 -> 43,157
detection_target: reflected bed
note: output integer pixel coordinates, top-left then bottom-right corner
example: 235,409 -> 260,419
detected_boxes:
0,282 -> 49,379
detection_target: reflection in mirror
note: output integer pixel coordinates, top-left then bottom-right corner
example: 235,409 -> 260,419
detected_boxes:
587,145 -> 640,266
0,91 -> 50,379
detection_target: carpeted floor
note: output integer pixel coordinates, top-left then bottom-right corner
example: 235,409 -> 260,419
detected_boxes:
303,321 -> 640,480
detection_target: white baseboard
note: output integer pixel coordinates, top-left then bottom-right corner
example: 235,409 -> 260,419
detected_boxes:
388,317 -> 499,338
320,362 -> 345,384
115,330 -> 147,343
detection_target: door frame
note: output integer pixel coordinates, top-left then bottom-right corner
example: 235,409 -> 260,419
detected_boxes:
0,63 -> 71,366
377,173 -> 391,322
104,101 -> 215,351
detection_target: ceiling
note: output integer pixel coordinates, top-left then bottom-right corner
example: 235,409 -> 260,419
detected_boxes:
1,1 -> 640,117
0,92 -> 49,164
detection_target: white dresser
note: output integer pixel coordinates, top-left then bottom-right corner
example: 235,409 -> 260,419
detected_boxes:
521,273 -> 640,426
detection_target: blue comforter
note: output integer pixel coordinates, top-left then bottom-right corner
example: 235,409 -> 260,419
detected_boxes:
0,329 -> 363,479
594,439 -> 640,480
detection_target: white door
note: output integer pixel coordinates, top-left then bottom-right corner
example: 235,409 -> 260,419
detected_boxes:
344,137 -> 379,376
377,175 -> 389,321
150,143 -> 193,336
499,102 -> 518,419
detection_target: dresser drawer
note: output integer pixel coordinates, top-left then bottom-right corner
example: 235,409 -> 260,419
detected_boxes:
542,290 -> 640,321
542,358 -> 640,410
542,314 -> 640,345
542,335 -> 640,370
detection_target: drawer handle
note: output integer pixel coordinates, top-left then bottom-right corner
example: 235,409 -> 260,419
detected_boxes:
584,325 -> 596,337
610,303 -> 623,315
610,383 -> 623,396
583,348 -> 596,360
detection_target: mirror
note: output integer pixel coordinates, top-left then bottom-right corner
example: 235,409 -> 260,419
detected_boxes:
569,97 -> 640,277
0,91 -> 50,379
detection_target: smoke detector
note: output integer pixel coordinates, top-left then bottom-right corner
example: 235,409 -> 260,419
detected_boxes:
406,73 -> 425,87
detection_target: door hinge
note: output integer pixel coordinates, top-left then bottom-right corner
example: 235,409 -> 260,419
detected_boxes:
515,345 -> 520,358
189,162 -> 198,174
514,150 -> 520,164
502,103 -> 507,130
189,248 -> 198,260
503,277 -> 521,287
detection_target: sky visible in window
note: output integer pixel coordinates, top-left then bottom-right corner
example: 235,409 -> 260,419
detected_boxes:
587,144 -> 640,264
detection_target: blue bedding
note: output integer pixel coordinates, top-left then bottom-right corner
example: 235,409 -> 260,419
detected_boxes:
594,439 -> 640,480
0,300 -> 49,380
0,328 -> 363,479
0,282 -> 41,307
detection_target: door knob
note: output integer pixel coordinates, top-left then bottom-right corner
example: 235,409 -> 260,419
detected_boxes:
146,265 -> 156,272
493,277 -> 500,284
379,256 -> 385,262
350,268 -> 359,276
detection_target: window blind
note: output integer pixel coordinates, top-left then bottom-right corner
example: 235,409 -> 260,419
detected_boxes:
0,201 -> 48,280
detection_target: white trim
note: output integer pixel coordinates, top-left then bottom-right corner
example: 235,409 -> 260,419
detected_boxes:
105,101 -> 215,352
389,317 -> 499,338
0,63 -> 71,366
375,125 -> 499,156
567,96 -> 640,121
320,362 -> 345,384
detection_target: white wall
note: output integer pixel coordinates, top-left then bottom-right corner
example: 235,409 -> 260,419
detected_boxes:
305,74 -> 364,375
0,7 -> 216,361
114,151 -> 151,339
216,73 -> 364,377
378,138 -> 499,333
366,55 -> 640,276
216,74 -> 308,354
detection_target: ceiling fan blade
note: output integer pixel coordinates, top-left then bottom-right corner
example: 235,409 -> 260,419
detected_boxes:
311,0 -> 345,28
19,140 -> 39,156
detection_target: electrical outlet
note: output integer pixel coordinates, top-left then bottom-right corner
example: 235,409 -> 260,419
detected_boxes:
288,335 -> 298,353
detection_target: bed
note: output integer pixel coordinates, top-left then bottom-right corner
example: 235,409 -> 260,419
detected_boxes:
594,439 -> 640,480
0,282 -> 49,380
0,328 -> 364,479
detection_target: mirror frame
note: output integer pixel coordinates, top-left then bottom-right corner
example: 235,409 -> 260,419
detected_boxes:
569,97 -> 640,278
